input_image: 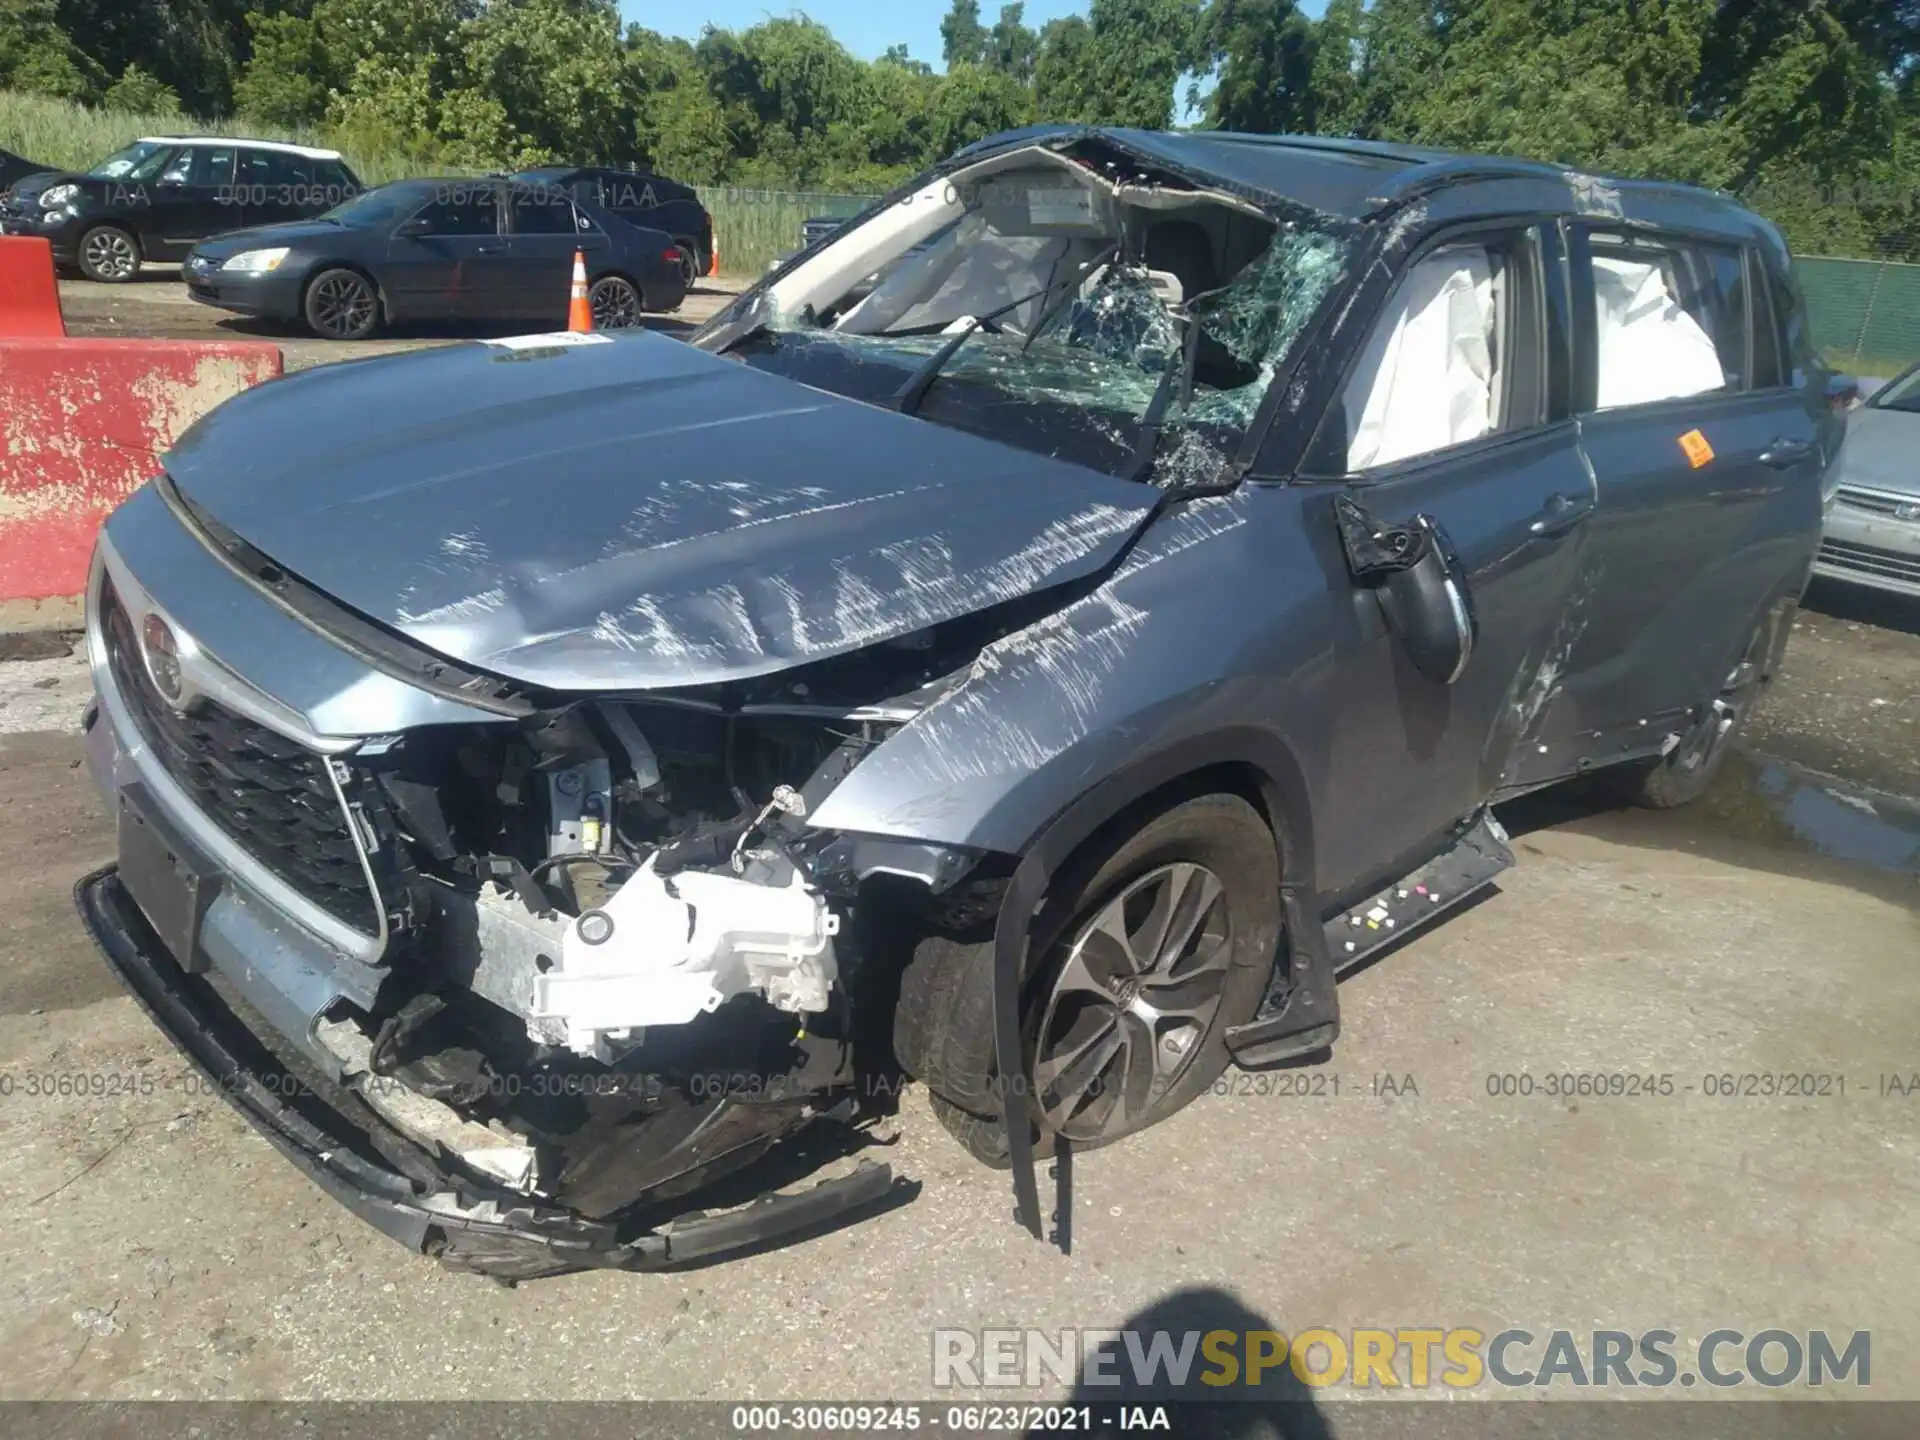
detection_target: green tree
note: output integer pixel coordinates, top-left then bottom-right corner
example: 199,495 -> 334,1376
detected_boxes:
0,0 -> 105,102
940,0 -> 988,69
1198,0 -> 1313,133
101,60 -> 180,114
1034,15 -> 1099,122
628,26 -> 735,179
234,10 -> 332,126
456,0 -> 636,165
987,4 -> 1039,83
929,60 -> 1033,157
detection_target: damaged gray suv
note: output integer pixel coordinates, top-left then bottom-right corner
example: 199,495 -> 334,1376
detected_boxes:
76,127 -> 1830,1278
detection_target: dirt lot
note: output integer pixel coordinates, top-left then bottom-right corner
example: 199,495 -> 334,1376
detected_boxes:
0,276 -> 1915,1411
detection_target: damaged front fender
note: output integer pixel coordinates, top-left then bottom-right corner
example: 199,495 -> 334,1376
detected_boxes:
808,487 -> 1340,856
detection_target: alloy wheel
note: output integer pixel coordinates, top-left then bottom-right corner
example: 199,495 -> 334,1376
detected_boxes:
81,228 -> 138,282
590,275 -> 642,329
308,272 -> 376,340
1031,861 -> 1234,1142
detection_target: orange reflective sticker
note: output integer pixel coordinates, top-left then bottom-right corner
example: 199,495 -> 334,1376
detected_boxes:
1678,429 -> 1714,468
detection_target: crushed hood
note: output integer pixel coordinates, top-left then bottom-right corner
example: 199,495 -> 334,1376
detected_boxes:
163,331 -> 1159,691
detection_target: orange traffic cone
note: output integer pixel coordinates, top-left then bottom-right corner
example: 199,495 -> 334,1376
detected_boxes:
707,234 -> 719,278
567,249 -> 592,332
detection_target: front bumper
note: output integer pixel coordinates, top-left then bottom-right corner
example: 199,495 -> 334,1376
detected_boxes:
75,866 -> 896,1278
78,513 -> 901,1277
1815,489 -> 1920,599
0,205 -> 81,260
182,260 -> 303,319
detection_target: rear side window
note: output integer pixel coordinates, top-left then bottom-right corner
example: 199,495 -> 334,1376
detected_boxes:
251,150 -> 313,186
1581,230 -> 1748,408
410,193 -> 498,236
508,190 -> 577,235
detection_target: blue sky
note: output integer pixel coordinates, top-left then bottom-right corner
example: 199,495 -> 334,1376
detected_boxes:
619,1 -> 1092,68
620,1 -> 1329,69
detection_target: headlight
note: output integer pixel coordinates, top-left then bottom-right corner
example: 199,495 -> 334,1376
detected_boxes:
38,184 -> 77,208
222,247 -> 290,274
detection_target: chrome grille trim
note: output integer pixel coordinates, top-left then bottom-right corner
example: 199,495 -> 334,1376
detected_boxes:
1833,485 -> 1919,520
1817,538 -> 1920,584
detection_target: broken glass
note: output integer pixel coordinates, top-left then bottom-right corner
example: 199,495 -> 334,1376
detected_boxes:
740,216 -> 1355,488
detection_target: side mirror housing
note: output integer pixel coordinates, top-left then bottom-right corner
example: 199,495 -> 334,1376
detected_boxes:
393,216 -> 432,238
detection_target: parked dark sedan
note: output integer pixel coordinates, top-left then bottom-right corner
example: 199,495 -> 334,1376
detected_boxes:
512,165 -> 713,284
77,127 -> 1829,1278
0,136 -> 358,281
183,177 -> 690,339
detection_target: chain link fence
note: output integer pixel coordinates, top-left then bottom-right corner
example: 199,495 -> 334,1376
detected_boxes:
1798,256 -> 1920,381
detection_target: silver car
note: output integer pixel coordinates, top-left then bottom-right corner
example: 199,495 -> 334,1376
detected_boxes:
1817,362 -> 1920,599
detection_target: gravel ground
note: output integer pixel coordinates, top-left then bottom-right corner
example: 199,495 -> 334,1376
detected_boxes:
0,599 -> 1911,1405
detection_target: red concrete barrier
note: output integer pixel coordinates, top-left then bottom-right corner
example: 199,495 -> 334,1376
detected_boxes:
0,236 -> 66,338
0,339 -> 283,601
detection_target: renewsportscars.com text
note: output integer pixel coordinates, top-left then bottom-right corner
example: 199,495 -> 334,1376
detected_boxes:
931,1327 -> 1870,1391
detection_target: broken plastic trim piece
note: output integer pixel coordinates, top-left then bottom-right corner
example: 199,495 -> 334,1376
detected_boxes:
1335,493 -> 1430,576
316,1014 -> 541,1193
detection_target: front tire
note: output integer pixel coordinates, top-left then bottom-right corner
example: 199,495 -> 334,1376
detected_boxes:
303,267 -> 379,341
77,224 -> 141,283
895,793 -> 1280,1166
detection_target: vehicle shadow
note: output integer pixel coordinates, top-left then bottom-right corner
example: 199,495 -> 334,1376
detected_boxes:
1045,1286 -> 1334,1438
1802,575 -> 1920,634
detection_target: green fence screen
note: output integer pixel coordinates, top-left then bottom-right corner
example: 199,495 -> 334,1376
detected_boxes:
696,187 -> 879,278
1797,256 -> 1920,379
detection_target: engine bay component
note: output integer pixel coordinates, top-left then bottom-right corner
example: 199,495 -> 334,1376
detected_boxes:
528,857 -> 841,1059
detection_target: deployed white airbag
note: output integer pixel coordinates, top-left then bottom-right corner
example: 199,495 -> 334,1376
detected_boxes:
1591,255 -> 1727,407
837,215 -> 1077,336
1345,246 -> 1497,470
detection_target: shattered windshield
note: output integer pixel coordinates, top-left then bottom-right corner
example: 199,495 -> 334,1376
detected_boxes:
722,181 -> 1354,487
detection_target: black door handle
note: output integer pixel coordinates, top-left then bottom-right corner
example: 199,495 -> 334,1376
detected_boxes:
1759,437 -> 1813,469
1527,491 -> 1592,537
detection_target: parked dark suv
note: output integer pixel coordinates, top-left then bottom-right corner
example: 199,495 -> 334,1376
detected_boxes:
0,136 -> 360,282
76,127 -> 1830,1279
510,165 -> 712,284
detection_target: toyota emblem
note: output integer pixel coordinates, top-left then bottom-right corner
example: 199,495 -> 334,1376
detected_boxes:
141,613 -> 183,703
1895,501 -> 1920,522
